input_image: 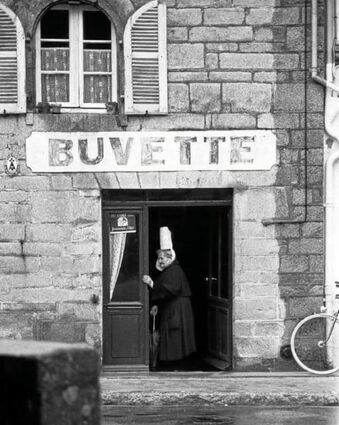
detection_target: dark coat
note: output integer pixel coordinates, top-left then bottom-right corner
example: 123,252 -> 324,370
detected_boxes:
152,260 -> 196,361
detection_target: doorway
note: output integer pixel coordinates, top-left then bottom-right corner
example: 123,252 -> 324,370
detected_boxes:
149,205 -> 232,371
102,189 -> 233,372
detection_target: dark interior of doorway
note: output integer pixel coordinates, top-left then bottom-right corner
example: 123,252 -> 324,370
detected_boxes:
149,205 -> 228,372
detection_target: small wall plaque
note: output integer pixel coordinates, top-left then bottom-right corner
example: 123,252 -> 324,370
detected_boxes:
4,155 -> 19,176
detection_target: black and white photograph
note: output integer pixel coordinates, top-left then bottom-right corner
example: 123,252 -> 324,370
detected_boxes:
0,0 -> 338,424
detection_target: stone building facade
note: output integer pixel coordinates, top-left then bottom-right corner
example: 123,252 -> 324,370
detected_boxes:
0,0 -> 331,371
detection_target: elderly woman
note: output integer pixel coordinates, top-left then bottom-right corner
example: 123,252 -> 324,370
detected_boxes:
143,248 -> 196,366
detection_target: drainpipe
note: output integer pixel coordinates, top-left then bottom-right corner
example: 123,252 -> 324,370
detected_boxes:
311,0 -> 339,102
312,0 -> 339,139
312,0 -> 339,311
324,149 -> 339,310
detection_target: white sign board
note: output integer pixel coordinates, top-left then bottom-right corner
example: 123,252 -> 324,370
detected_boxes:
26,131 -> 277,172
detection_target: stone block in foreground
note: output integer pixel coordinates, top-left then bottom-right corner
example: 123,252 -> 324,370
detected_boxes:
0,339 -> 100,425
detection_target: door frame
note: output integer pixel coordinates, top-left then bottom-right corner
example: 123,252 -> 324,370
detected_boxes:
101,189 -> 233,371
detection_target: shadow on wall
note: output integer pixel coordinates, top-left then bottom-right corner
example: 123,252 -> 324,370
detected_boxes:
271,1 -> 325,371
231,2 -> 325,371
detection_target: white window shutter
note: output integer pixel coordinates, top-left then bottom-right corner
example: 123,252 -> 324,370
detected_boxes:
124,0 -> 167,115
0,3 -> 26,114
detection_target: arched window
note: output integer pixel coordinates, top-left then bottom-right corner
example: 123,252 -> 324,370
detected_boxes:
0,3 -> 26,114
35,4 -> 117,111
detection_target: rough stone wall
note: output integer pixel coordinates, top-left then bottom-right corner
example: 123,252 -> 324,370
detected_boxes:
0,339 -> 100,424
0,0 -> 325,370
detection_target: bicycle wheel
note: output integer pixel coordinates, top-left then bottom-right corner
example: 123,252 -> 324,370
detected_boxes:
291,313 -> 339,375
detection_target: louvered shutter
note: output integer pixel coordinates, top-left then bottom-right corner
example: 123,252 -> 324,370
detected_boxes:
124,0 -> 167,115
0,4 -> 25,113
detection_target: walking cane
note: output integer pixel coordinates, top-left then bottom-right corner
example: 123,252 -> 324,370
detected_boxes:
150,306 -> 159,369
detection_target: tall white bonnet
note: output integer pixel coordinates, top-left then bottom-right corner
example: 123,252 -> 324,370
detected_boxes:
159,226 -> 173,250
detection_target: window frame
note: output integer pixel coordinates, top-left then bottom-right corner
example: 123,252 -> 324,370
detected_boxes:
35,4 -> 117,112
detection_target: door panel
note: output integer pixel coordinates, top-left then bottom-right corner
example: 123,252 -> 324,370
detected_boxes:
205,207 -> 232,370
207,300 -> 230,359
107,308 -> 141,360
102,208 -> 148,370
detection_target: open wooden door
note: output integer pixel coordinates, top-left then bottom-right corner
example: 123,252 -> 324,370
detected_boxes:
102,207 -> 149,372
205,207 -> 232,370
102,189 -> 232,372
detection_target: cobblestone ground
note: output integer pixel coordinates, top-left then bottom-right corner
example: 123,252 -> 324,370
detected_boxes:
102,405 -> 339,425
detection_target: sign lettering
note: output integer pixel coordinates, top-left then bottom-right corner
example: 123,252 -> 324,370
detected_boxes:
26,131 -> 277,172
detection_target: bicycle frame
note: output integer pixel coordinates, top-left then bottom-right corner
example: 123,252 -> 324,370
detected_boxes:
323,308 -> 339,345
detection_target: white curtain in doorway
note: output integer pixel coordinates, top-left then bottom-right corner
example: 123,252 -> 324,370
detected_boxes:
109,232 -> 127,300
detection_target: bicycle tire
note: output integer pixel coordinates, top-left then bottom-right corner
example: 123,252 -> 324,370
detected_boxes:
291,313 -> 339,375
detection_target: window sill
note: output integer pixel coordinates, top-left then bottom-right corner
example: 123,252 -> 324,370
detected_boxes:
35,108 -> 112,114
62,108 -> 111,114
34,108 -> 169,116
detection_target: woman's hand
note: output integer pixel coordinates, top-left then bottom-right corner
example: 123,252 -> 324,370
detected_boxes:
150,305 -> 158,316
142,275 -> 153,288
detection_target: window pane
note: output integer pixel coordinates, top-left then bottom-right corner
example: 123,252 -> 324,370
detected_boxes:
83,11 -> 111,40
42,75 -> 69,103
84,50 -> 111,72
220,209 -> 229,300
210,210 -> 219,297
41,10 -> 69,39
110,214 -> 140,302
84,75 -> 111,103
38,7 -> 115,107
83,42 -> 111,50
42,41 -> 69,48
41,48 -> 69,71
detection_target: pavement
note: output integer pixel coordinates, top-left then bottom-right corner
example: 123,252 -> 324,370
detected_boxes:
100,371 -> 339,407
101,405 -> 339,425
